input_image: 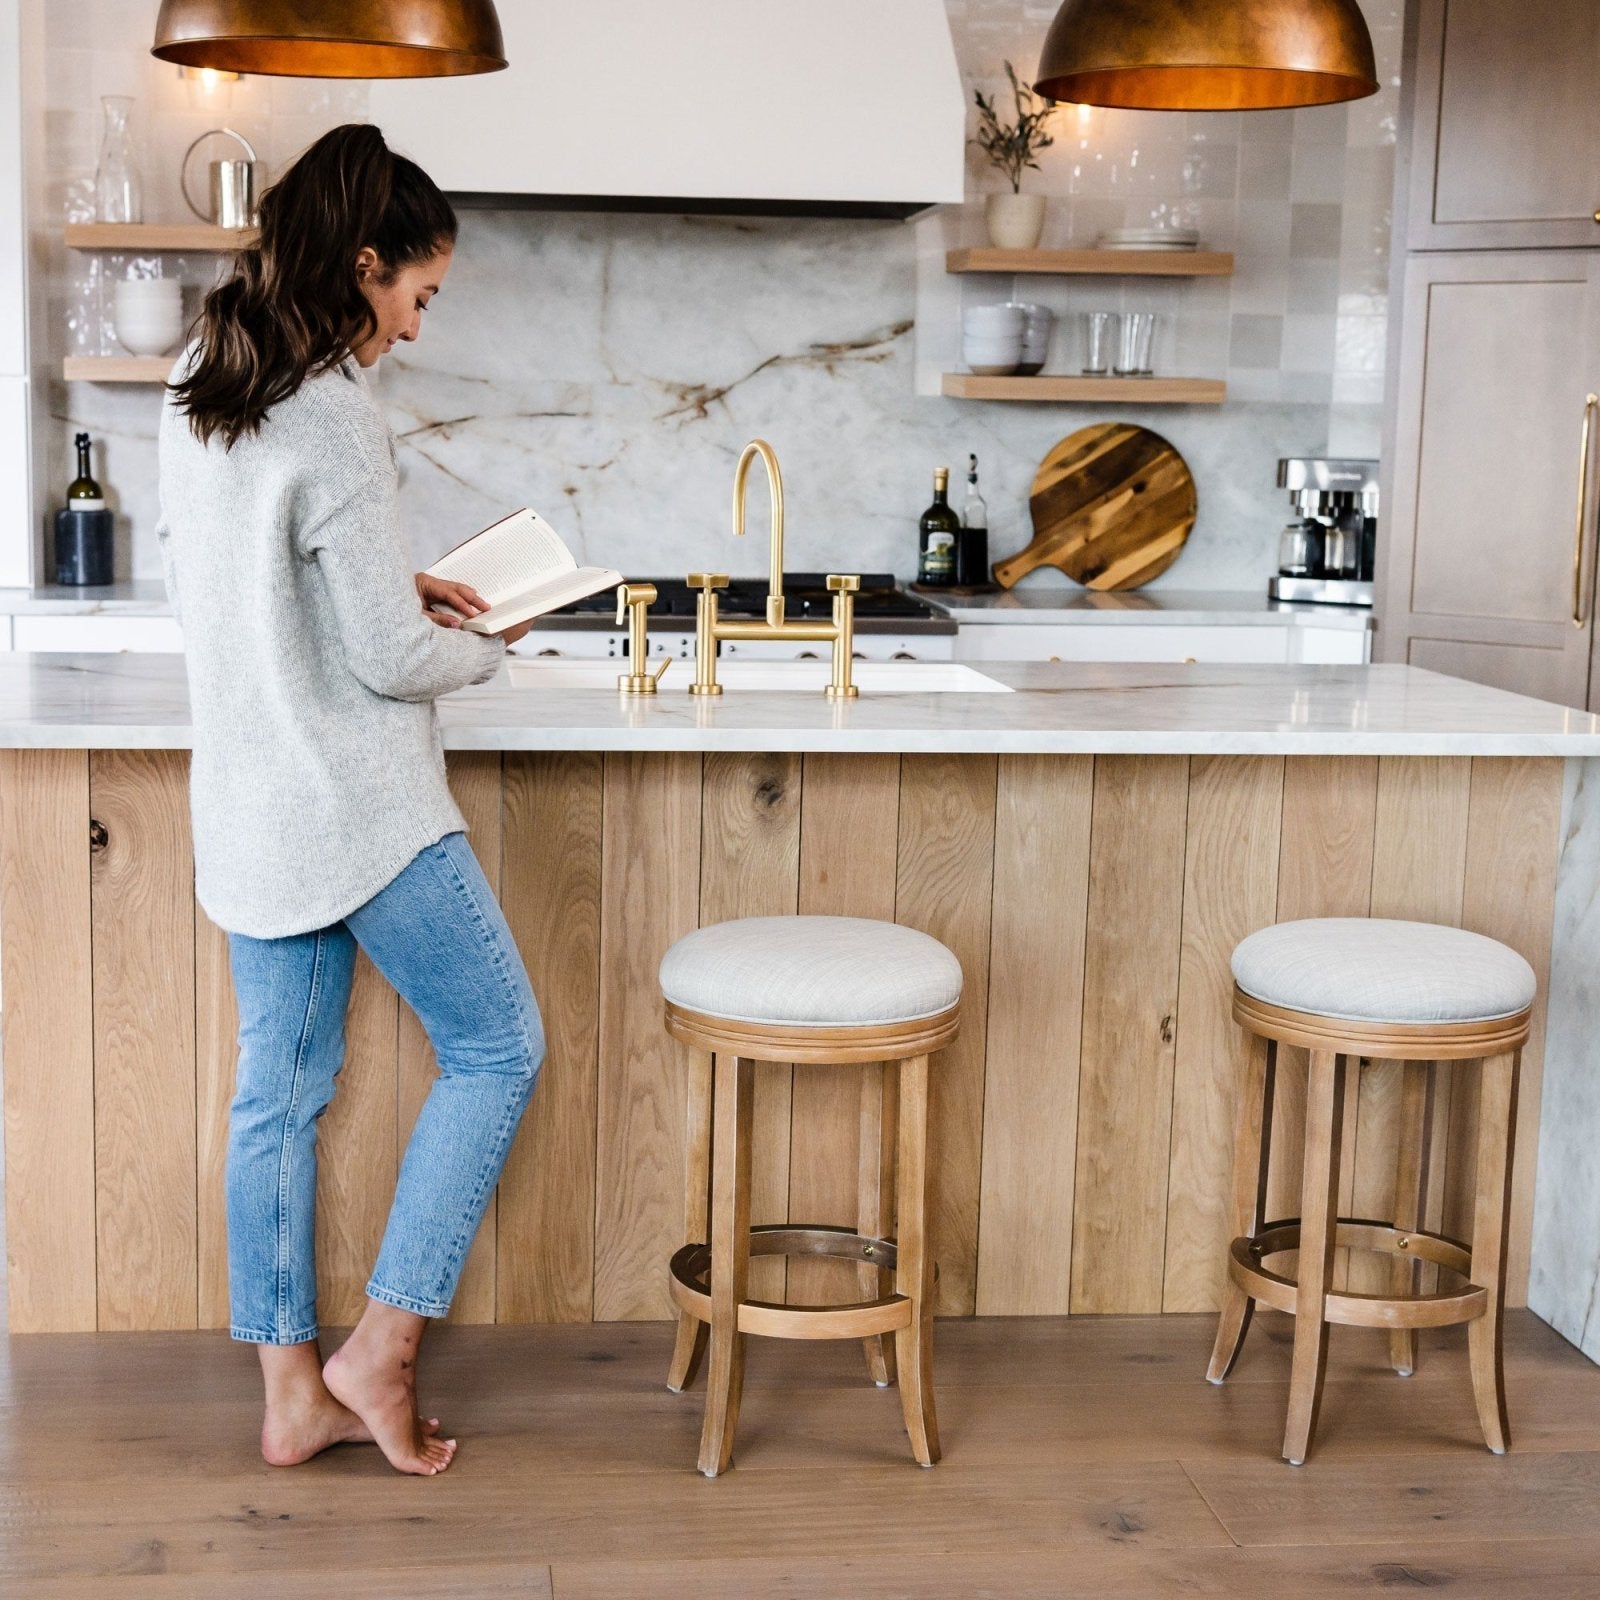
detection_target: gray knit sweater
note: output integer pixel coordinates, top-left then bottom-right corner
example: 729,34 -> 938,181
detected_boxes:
156,349 -> 506,938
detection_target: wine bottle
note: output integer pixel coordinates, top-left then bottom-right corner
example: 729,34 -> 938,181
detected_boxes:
67,433 -> 105,510
917,466 -> 959,587
958,453 -> 989,588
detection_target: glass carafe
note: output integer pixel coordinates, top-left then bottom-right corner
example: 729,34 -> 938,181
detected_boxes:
1277,519 -> 1323,578
95,96 -> 142,224
1322,508 -> 1363,580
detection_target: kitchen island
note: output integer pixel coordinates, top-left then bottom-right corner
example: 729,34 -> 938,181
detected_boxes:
4,654 -> 1598,1370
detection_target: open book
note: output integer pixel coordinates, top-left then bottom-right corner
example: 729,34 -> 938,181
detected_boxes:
423,508 -> 621,634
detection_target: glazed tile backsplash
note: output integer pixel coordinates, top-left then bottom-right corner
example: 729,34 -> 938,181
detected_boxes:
38,0 -> 1400,590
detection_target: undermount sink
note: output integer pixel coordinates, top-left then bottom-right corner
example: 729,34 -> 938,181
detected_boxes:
503,659 -> 1013,694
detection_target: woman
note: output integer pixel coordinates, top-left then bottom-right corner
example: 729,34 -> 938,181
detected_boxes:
157,124 -> 544,1477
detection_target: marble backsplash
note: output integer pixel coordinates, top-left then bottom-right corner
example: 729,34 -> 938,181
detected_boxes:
38,0 -> 1399,592
62,207 -> 1331,587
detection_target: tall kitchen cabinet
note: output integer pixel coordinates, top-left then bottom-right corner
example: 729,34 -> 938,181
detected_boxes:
1379,0 -> 1600,708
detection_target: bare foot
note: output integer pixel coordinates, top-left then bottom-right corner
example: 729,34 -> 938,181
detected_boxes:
324,1303 -> 457,1476
256,1337 -> 440,1468
261,1390 -> 370,1466
262,1397 -> 443,1467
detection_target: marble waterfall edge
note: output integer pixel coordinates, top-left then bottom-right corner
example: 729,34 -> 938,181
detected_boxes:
1529,756 -> 1600,1361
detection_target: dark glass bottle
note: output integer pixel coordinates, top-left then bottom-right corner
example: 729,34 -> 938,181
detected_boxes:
67,433 -> 104,508
55,430 -> 114,585
957,453 -> 990,588
917,466 -> 959,586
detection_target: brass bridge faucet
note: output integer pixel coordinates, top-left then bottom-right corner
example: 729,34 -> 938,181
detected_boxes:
688,439 -> 861,699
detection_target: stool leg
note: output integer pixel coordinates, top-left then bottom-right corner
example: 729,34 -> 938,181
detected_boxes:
1469,1050 -> 1521,1456
1283,1048 -> 1347,1467
1387,1060 -> 1436,1378
893,1052 -> 940,1467
667,1046 -> 713,1393
858,1061 -> 898,1388
699,1053 -> 754,1477
1207,1031 -> 1277,1384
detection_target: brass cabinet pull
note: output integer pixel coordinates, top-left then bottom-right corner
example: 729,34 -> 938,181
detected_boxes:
1576,393 -> 1598,627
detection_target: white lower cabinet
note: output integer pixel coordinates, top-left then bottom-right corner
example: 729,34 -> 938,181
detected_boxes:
11,615 -> 186,652
953,620 -> 1369,665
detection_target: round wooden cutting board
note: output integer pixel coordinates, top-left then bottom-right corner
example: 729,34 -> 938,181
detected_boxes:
993,423 -> 1197,590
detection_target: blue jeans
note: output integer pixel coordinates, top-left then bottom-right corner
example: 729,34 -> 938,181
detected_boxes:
226,831 -> 543,1344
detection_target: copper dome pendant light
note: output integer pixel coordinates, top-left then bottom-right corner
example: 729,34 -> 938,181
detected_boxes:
1034,0 -> 1378,111
151,0 -> 508,78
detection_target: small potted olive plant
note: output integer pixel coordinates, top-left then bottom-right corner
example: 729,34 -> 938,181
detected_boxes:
971,61 -> 1058,249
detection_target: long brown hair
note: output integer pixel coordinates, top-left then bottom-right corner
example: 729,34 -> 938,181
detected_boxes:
171,124 -> 456,448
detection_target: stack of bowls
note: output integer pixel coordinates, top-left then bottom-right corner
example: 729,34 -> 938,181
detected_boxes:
961,303 -> 1024,374
1012,303 -> 1054,375
961,302 -> 1055,376
113,279 -> 184,357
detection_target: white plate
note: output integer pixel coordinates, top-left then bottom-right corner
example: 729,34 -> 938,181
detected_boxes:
1097,240 -> 1199,252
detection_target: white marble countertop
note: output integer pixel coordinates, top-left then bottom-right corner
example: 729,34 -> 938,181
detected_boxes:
3,653 -> 1597,756
926,586 -> 1375,629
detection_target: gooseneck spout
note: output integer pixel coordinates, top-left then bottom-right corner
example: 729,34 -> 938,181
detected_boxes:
732,439 -> 786,628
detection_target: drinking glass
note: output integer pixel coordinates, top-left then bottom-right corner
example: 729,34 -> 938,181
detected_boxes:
1082,311 -> 1115,376
1115,311 -> 1158,376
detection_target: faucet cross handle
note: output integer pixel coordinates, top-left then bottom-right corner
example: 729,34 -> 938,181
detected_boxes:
686,572 -> 730,590
825,574 -> 862,702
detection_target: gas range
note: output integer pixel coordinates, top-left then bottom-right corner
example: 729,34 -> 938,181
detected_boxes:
550,573 -> 944,626
522,572 -> 956,662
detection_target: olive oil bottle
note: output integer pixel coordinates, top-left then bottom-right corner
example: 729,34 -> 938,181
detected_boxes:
917,466 -> 959,586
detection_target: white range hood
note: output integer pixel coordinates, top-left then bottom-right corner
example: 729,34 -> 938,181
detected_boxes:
368,0 -> 965,218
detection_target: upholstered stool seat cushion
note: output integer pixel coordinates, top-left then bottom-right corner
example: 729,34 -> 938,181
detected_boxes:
660,915 -> 963,1028
1232,917 -> 1536,1025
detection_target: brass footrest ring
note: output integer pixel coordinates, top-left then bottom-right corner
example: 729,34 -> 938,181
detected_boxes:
1228,1219 -> 1487,1330
669,1224 -> 914,1342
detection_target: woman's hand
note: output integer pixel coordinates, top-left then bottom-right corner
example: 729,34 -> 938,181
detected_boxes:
415,572 -> 487,628
413,573 -> 534,647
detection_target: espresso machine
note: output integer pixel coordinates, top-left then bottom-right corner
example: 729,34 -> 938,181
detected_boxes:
1268,457 -> 1379,608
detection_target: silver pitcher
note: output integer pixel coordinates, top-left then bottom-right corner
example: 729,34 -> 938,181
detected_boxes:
181,127 -> 259,230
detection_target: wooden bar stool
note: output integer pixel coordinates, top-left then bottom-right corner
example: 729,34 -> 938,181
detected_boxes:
1207,917 -> 1535,1466
658,914 -> 962,1477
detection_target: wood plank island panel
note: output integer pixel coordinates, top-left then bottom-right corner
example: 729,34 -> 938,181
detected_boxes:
0,752 -> 1567,1331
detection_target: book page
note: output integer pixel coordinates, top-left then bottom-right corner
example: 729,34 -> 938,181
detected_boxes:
425,509 -> 577,605
461,566 -> 622,634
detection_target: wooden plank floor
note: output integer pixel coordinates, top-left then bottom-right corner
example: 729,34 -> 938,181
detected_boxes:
3,1312 -> 1600,1597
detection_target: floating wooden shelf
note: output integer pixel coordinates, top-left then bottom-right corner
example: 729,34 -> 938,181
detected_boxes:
941,374 -> 1226,404
63,356 -> 175,383
946,248 -> 1233,278
65,222 -> 257,252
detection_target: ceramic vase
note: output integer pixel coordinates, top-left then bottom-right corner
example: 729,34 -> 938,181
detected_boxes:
984,192 -> 1046,250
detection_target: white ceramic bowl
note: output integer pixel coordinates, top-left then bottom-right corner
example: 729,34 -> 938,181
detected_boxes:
962,305 -> 1025,333
114,280 -> 181,304
962,339 -> 1023,361
115,311 -> 184,356
962,328 -> 1023,374
1007,302 -> 1053,364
